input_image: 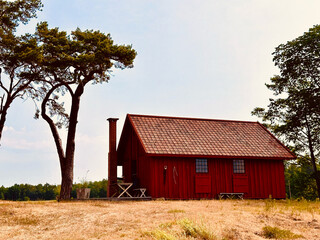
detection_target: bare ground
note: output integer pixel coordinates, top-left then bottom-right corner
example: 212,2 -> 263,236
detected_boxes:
0,199 -> 319,240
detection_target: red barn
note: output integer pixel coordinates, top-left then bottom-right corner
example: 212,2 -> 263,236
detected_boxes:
108,114 -> 295,199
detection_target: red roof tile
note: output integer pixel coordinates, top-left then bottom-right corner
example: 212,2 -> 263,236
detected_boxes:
127,114 -> 295,159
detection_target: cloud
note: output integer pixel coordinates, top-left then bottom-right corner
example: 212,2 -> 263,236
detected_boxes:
2,126 -> 54,151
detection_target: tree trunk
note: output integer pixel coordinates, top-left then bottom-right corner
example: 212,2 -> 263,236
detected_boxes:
309,148 -> 320,199
59,84 -> 84,200
59,156 -> 73,200
41,82 -> 85,200
305,119 -> 320,199
41,84 -> 68,200
0,108 -> 7,142
0,96 -> 12,142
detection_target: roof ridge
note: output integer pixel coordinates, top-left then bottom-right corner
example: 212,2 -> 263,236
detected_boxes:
128,113 -> 258,124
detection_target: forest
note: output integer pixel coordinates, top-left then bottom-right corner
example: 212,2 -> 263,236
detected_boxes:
0,179 -> 108,201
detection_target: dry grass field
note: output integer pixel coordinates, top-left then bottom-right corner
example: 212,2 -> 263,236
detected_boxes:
0,199 -> 319,240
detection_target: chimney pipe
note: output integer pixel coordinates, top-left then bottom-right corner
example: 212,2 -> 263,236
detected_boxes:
107,118 -> 119,197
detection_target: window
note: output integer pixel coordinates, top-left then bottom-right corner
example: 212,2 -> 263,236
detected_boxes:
196,159 -> 208,173
233,160 -> 245,173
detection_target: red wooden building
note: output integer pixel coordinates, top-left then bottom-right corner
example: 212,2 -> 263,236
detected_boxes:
108,114 -> 295,199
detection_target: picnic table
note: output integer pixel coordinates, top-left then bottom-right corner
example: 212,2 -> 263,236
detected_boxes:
133,188 -> 147,198
218,192 -> 244,200
117,183 -> 133,198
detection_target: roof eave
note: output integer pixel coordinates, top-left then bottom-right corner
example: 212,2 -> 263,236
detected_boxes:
145,152 -> 295,160
257,122 -> 297,159
127,114 -> 149,154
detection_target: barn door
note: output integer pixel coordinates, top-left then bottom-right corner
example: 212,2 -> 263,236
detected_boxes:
232,160 -> 249,194
195,159 -> 211,197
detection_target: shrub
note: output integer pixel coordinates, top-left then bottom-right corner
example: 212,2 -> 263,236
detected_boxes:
262,226 -> 303,239
178,218 -> 217,240
142,229 -> 177,240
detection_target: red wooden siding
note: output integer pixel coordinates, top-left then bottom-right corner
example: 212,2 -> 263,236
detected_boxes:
233,175 -> 249,193
118,123 -> 152,194
195,176 -> 212,193
145,157 -> 286,199
246,159 -> 286,198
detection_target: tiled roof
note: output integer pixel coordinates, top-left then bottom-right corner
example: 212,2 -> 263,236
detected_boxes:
128,114 -> 295,159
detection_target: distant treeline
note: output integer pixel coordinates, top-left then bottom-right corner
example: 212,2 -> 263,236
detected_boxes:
0,179 -> 108,201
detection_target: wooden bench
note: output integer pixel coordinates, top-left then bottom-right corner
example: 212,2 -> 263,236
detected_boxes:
218,192 -> 244,200
133,188 -> 147,198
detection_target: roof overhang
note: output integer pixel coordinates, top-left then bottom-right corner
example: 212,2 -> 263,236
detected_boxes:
145,153 -> 295,160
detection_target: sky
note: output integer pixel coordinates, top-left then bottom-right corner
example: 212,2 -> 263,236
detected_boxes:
1,0 -> 320,187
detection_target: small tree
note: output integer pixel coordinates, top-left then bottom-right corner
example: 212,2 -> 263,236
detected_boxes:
32,22 -> 136,200
0,32 -> 42,141
252,25 -> 320,198
0,0 -> 42,142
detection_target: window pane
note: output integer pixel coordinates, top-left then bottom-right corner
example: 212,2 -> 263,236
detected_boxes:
196,159 -> 208,173
233,160 -> 245,173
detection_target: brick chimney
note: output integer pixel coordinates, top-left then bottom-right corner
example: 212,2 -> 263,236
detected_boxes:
107,118 -> 119,197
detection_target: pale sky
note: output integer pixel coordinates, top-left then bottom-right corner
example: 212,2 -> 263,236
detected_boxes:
1,0 -> 320,187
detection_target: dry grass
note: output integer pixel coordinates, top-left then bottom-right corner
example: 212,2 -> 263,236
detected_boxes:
0,199 -> 319,239
261,226 -> 303,239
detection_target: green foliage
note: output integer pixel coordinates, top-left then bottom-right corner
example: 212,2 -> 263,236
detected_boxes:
0,0 -> 43,142
3,183 -> 58,201
252,24 -> 320,198
71,179 -> 108,199
0,0 -> 43,33
0,186 -> 5,200
0,179 -> 108,201
262,226 -> 303,239
32,21 -> 137,128
0,0 -> 43,89
285,157 -> 318,200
